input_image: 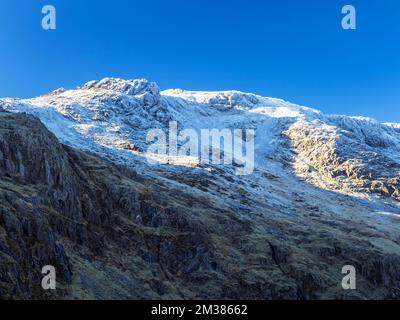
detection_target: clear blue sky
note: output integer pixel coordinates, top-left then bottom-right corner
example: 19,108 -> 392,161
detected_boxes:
0,0 -> 399,122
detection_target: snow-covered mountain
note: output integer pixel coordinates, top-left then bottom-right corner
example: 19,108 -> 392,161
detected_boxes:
2,77 -> 400,203
1,78 -> 400,299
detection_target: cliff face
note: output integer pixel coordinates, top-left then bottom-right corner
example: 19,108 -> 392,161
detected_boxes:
285,116 -> 400,201
1,109 -> 400,300
0,110 -> 268,299
0,111 -> 73,298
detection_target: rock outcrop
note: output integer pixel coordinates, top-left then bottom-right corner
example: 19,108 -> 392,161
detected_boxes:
285,116 -> 400,201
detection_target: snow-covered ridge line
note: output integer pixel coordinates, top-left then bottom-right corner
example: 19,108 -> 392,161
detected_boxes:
1,77 -> 400,203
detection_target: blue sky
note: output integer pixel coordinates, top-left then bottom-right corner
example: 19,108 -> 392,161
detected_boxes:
0,0 -> 399,122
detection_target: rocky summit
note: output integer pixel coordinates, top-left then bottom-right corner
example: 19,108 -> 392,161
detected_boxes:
0,78 -> 400,299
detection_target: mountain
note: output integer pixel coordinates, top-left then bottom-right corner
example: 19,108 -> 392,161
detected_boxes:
0,78 -> 400,299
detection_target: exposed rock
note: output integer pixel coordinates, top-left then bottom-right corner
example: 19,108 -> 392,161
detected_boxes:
0,110 -> 399,300
284,116 -> 400,201
1,78 -> 400,300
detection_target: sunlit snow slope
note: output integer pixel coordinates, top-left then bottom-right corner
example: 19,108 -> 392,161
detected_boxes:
1,77 -> 400,234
